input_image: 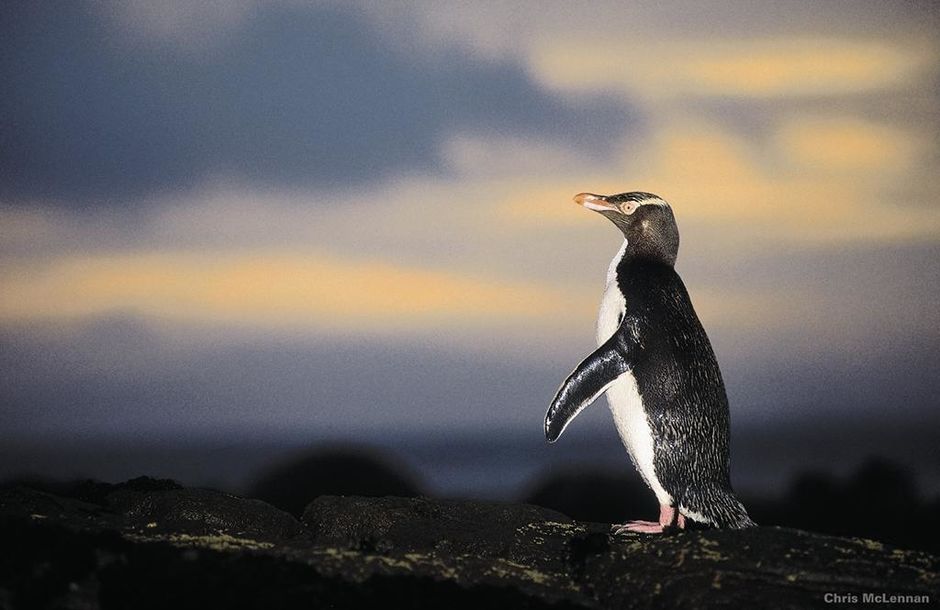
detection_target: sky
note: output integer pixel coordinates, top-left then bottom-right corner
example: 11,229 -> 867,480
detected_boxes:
1,1 -> 938,462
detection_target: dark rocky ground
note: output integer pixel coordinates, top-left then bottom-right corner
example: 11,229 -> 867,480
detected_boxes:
0,477 -> 936,609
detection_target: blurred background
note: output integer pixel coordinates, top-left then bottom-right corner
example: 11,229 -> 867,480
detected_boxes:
1,2 -> 938,551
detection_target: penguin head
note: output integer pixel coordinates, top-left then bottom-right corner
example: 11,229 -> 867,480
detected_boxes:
574,191 -> 680,265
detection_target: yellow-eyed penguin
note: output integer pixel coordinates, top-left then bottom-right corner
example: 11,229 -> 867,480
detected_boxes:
544,191 -> 754,533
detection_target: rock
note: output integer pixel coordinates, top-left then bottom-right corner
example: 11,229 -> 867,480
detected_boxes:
0,486 -> 118,532
302,495 -> 572,555
106,487 -> 302,542
303,496 -> 939,608
0,480 -> 937,609
0,476 -> 302,544
72,475 -> 183,505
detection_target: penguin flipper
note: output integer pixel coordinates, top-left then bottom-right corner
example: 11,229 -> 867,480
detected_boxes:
544,324 -> 640,443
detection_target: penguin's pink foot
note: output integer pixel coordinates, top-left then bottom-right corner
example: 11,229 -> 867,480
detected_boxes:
612,521 -> 664,534
611,505 -> 686,536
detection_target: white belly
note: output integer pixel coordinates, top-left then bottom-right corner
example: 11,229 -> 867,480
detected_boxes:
598,241 -> 672,506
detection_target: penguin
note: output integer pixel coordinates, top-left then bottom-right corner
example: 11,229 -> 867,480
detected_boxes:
544,191 -> 754,533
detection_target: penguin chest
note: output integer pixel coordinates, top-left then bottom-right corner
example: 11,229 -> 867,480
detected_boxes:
596,267 -> 673,506
606,376 -> 672,506
596,282 -> 625,345
596,240 -> 628,345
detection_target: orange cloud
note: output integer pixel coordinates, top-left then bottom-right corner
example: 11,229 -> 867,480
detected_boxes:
0,252 -> 591,332
685,40 -> 926,98
491,121 -> 940,244
634,122 -> 940,241
529,38 -> 933,99
775,117 -> 920,173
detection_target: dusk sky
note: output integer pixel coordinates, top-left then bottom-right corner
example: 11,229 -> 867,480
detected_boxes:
1,1 -> 938,479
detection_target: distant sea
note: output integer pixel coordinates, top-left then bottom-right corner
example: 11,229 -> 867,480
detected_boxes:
2,419 -> 938,501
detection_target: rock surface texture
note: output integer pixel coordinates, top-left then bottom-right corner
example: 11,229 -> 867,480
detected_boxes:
1,478 -> 936,609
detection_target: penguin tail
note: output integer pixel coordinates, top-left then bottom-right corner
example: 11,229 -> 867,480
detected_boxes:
720,507 -> 757,530
683,485 -> 757,529
710,496 -> 757,529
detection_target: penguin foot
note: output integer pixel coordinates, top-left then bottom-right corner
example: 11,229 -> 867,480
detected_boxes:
611,506 -> 686,536
612,521 -> 665,535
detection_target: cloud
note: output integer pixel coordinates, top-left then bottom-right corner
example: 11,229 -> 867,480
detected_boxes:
529,38 -> 935,100
683,39 -> 929,98
101,0 -> 258,52
0,251 -> 593,334
775,116 -> 922,173
2,112 -> 935,353
643,122 -> 940,241
0,2 -> 634,205
491,121 -> 940,245
377,1 -> 940,63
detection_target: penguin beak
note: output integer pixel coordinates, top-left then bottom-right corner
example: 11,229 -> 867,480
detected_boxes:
573,192 -> 618,213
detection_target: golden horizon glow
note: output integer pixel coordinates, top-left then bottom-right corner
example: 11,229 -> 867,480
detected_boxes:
0,252 -> 592,331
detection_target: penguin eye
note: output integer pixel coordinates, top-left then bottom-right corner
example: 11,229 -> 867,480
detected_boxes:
622,202 -> 638,215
